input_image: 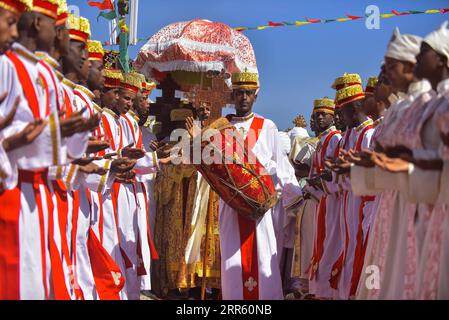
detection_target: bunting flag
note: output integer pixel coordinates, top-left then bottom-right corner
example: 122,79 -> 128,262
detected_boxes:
234,8 -> 449,32
88,0 -> 114,11
98,10 -> 117,21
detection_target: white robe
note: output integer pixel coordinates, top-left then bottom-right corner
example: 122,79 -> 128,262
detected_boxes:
219,113 -> 302,300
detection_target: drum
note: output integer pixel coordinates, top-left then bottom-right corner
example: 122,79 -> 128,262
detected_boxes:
194,117 -> 278,220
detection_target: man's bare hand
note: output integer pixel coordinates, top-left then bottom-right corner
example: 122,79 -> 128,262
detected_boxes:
185,116 -> 201,139
111,158 -> 137,173
0,95 -> 20,131
79,163 -> 108,175
2,119 -> 47,152
348,149 -> 375,168
86,138 -> 110,154
72,156 -> 103,166
121,143 -> 145,159
115,170 -> 136,184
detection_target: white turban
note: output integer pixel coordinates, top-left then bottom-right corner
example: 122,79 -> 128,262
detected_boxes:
424,21 -> 449,68
385,27 -> 422,64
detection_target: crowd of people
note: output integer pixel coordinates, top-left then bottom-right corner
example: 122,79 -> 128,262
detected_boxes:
0,0 -> 448,300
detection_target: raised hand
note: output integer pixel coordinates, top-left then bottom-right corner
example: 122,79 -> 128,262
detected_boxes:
348,149 -> 375,168
115,170 -> 136,184
2,119 -> 47,152
0,95 -> 20,131
86,137 -> 110,154
79,163 -> 109,176
111,158 -> 137,173
121,143 -> 145,160
185,116 -> 201,139
60,111 -> 86,138
72,156 -> 103,166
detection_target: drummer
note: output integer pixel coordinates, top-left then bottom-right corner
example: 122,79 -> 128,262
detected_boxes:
218,70 -> 303,300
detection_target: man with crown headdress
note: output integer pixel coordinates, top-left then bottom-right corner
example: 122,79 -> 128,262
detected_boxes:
0,0 -> 97,300
304,97 -> 342,299
215,69 -> 302,300
325,74 -> 375,299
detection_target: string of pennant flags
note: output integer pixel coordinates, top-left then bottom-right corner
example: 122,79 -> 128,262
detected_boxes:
233,8 -> 449,32
96,6 -> 449,47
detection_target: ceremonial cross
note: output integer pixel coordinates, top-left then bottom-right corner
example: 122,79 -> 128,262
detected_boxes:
184,69 -> 232,122
244,277 -> 258,292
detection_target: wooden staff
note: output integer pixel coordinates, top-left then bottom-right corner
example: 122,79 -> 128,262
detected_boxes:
201,196 -> 212,300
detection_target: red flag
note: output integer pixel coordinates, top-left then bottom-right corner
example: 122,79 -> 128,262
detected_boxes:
88,0 -> 114,11
306,17 -> 321,23
346,14 -> 363,20
440,8 -> 449,14
391,10 -> 410,16
268,21 -> 285,27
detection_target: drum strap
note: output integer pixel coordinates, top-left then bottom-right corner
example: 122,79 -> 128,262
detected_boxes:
238,116 -> 264,300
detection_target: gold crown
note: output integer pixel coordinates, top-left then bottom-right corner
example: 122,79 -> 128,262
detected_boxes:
293,115 -> 307,128
0,0 -> 32,15
68,14 -> 91,42
57,0 -> 66,15
313,97 -> 335,115
87,40 -> 104,61
365,76 -> 378,95
170,108 -> 194,122
232,70 -> 259,89
104,69 -> 124,80
332,73 -> 362,90
121,72 -> 143,92
336,84 -> 365,108
31,0 -> 59,19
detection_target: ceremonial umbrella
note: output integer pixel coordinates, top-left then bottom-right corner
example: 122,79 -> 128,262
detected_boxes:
133,19 -> 258,92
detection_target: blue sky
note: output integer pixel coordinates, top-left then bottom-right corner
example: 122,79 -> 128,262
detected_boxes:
75,0 -> 449,130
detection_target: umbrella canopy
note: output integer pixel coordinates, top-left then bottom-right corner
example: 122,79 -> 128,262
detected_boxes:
134,19 -> 258,91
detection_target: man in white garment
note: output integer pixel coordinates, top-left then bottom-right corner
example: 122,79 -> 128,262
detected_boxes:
350,29 -> 429,300
218,70 -> 303,300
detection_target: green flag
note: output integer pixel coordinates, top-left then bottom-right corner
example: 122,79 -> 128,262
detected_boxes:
97,10 -> 117,21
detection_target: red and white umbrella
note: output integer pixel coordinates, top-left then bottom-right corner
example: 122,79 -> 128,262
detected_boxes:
134,19 -> 258,90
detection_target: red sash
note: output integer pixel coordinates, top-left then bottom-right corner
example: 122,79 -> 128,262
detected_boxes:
236,116 -> 264,300
6,51 -> 41,119
308,129 -> 339,280
0,187 -> 22,299
102,115 -> 123,151
349,124 -> 375,296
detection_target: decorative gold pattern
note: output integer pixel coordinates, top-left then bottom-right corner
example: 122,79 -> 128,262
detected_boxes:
332,73 -> 362,89
87,40 -> 104,56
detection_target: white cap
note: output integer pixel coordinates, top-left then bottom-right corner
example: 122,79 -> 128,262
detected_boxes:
424,21 -> 449,68
385,27 -> 422,64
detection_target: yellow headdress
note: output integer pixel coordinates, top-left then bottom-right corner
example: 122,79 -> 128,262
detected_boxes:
365,77 -> 378,95
31,0 -> 58,19
332,73 -> 363,90
0,0 -> 31,15
120,72 -> 143,93
56,0 -> 67,25
232,69 -> 259,90
87,40 -> 105,62
313,97 -> 335,115
68,14 -> 91,44
335,84 -> 365,108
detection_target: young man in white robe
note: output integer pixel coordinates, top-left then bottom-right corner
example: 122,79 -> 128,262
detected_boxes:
307,97 -> 342,299
218,70 -> 303,300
